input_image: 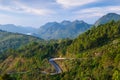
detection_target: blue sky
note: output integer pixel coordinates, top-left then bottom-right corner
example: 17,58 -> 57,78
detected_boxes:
0,0 -> 120,28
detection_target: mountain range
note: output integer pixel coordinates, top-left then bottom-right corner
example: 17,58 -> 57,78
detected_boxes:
0,13 -> 120,40
0,20 -> 92,40
0,13 -> 120,80
0,24 -> 37,34
38,20 -> 92,39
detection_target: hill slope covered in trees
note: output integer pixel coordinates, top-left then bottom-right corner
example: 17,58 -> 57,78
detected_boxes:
0,21 -> 120,80
0,30 -> 43,53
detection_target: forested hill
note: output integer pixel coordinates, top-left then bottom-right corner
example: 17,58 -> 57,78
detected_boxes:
0,21 -> 120,80
68,20 -> 120,54
0,30 -> 43,53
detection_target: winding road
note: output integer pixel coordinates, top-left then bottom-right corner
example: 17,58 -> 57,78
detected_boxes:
43,58 -> 87,75
49,58 -> 66,75
7,58 -> 87,75
41,58 -> 67,75
42,58 -> 74,75
7,58 -> 68,75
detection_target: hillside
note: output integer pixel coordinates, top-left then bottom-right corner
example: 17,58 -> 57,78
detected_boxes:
0,21 -> 120,80
95,13 -> 120,26
0,30 -> 43,53
38,20 -> 92,40
0,24 -> 37,34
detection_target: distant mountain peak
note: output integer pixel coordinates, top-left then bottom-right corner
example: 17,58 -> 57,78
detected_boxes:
0,24 -> 37,37
45,22 -> 59,26
61,20 -> 71,25
61,20 -> 71,22
104,13 -> 120,18
74,20 -> 80,22
4,24 -> 15,26
47,21 -> 58,24
79,20 -> 86,23
73,20 -> 86,24
106,13 -> 119,16
38,20 -> 92,40
95,13 -> 120,26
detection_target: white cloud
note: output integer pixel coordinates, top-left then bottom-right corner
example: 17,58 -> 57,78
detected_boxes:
56,0 -> 99,8
75,6 -> 120,19
0,1 -> 54,16
15,5 -> 53,15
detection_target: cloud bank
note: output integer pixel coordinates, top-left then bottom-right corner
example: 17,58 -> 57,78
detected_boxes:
0,0 -> 54,16
56,0 -> 99,8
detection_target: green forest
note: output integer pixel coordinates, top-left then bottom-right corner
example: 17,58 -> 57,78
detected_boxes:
0,30 -> 44,53
0,21 -> 120,80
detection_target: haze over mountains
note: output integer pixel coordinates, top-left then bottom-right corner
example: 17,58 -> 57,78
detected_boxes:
0,13 -> 120,40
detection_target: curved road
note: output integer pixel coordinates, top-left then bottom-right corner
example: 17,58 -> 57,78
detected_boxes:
43,58 -> 87,75
41,58 -> 67,75
7,58 -> 67,75
49,58 -> 66,75
41,58 -> 79,75
7,58 -> 87,75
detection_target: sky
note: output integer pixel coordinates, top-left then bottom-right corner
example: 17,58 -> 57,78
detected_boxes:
0,0 -> 120,28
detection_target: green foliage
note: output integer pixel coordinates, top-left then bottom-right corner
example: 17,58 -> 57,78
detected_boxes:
112,70 -> 120,80
0,74 -> 16,80
0,30 -> 43,53
68,20 -> 120,54
0,21 -> 120,80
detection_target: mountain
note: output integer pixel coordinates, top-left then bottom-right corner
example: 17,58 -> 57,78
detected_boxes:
0,24 -> 38,36
38,20 -> 92,40
61,20 -> 71,25
0,30 -> 43,53
95,13 -> 120,26
0,20 -> 92,40
0,21 -> 120,80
